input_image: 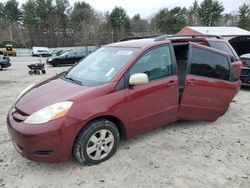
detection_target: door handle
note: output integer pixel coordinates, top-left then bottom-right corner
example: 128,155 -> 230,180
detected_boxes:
167,80 -> 176,87
187,79 -> 198,85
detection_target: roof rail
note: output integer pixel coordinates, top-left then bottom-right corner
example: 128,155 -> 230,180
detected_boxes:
154,34 -> 223,41
119,35 -> 163,42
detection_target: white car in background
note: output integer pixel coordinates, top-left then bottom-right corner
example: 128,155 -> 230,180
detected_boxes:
32,47 -> 52,57
240,53 -> 250,86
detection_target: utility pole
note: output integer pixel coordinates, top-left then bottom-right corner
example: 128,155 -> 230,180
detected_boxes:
9,24 -> 13,42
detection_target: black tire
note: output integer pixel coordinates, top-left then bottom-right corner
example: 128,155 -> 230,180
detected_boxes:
42,70 -> 46,74
73,119 -> 120,165
0,65 -> 2,71
54,59 -> 62,67
28,70 -> 33,75
34,70 -> 40,75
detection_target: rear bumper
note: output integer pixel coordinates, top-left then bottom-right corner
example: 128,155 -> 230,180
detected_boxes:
7,108 -> 84,163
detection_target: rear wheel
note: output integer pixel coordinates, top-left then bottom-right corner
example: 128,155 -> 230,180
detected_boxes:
0,65 -> 2,71
34,70 -> 40,75
28,70 -> 33,75
42,70 -> 46,74
73,119 -> 120,165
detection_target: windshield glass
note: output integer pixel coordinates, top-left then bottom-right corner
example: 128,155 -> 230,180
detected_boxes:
59,51 -> 69,57
65,47 -> 139,86
241,53 -> 250,67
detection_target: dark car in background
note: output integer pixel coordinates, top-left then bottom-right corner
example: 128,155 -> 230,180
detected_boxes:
46,49 -> 86,67
240,53 -> 250,86
0,55 -> 11,70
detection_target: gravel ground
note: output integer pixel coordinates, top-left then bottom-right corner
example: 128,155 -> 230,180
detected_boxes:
0,57 -> 250,188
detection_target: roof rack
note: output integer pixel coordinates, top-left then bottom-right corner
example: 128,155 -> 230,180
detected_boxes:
154,34 -> 223,41
119,35 -> 163,42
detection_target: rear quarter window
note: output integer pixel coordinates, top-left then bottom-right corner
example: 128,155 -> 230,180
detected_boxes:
190,47 -> 231,81
208,41 -> 238,62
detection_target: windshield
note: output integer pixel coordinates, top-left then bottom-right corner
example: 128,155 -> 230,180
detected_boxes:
240,53 -> 250,67
64,47 -> 139,86
59,51 -> 69,57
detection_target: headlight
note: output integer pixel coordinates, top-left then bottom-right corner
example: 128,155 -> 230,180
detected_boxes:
24,101 -> 73,124
17,83 -> 35,101
48,58 -> 52,61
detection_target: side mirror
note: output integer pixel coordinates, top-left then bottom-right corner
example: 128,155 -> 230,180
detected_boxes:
129,73 -> 149,86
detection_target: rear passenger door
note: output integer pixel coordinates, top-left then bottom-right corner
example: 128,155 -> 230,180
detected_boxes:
208,40 -> 242,82
178,43 -> 238,122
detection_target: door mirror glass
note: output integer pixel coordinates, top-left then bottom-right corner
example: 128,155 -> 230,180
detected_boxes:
129,73 -> 149,86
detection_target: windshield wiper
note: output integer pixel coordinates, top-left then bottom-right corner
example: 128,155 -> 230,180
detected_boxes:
64,76 -> 83,85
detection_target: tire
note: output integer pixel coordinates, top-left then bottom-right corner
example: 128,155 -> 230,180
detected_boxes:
54,60 -> 61,67
42,70 -> 46,74
73,119 -> 120,165
0,65 -> 2,71
28,70 -> 33,75
34,70 -> 40,75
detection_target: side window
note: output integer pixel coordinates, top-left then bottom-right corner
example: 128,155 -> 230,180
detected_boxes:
130,46 -> 173,81
208,41 -> 237,62
190,47 -> 230,81
67,51 -> 75,57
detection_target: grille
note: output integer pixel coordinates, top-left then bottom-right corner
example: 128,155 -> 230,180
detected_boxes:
241,69 -> 250,76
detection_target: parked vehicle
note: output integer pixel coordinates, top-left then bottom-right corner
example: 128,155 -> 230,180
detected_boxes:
50,49 -> 67,57
0,55 -> 11,70
32,47 -> 52,57
3,44 -> 16,56
46,49 -> 86,66
240,53 -> 250,86
27,63 -> 46,75
7,35 -> 242,165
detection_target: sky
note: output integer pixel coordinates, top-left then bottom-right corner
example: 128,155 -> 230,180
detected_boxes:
3,0 -> 250,18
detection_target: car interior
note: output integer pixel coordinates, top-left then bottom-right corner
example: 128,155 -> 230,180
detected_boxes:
173,43 -> 189,96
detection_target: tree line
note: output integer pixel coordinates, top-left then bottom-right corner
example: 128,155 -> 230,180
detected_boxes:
0,0 -> 250,48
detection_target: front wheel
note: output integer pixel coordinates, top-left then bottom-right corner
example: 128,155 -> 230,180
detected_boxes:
54,60 -> 62,67
0,65 -> 2,71
73,119 -> 120,165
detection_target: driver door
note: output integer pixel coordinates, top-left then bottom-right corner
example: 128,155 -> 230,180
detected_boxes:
125,45 -> 179,135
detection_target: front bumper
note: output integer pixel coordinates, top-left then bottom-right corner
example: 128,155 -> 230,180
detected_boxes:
46,59 -> 53,65
240,67 -> 250,86
7,107 -> 84,163
0,62 -> 11,68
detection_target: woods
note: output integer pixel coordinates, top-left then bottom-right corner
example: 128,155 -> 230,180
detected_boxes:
0,0 -> 250,47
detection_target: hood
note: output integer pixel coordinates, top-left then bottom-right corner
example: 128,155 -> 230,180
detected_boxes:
15,78 -> 91,115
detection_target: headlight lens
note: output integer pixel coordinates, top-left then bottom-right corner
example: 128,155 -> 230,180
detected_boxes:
48,58 -> 52,61
17,83 -> 35,101
24,101 -> 73,125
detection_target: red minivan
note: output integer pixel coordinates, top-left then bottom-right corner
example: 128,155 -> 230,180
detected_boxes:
7,35 -> 242,165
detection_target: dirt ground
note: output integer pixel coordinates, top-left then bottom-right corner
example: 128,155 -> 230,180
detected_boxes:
0,57 -> 249,188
